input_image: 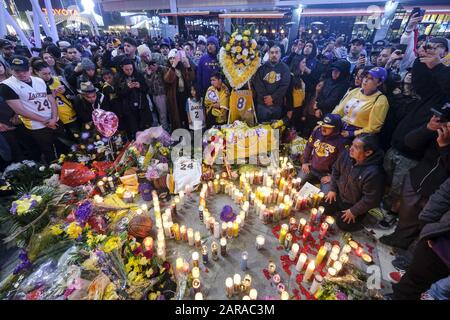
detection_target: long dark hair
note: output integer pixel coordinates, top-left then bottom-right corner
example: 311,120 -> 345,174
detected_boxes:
39,50 -> 64,76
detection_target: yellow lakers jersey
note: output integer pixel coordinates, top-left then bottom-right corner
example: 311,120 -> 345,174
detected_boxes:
228,89 -> 256,126
48,77 -> 77,124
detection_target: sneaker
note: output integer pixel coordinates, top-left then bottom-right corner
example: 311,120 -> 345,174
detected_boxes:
388,270 -> 405,284
420,291 -> 435,300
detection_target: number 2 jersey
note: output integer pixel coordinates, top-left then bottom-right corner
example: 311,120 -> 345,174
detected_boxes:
0,76 -> 52,130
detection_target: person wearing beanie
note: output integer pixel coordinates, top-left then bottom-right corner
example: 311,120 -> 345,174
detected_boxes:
300,113 -> 349,194
102,36 -> 141,71
76,58 -> 102,91
196,36 -> 219,97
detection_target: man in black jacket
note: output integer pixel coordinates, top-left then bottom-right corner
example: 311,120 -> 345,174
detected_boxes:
253,45 -> 291,123
322,134 -> 385,232
73,81 -> 110,127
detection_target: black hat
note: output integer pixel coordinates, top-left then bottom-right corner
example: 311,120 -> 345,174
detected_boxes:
351,38 -> 366,46
123,37 -> 138,47
10,55 -> 29,71
0,39 -> 13,49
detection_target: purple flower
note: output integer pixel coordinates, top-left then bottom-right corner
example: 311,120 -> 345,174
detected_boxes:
75,201 -> 93,225
13,250 -> 32,275
336,292 -> 348,300
81,132 -> 90,140
30,199 -> 38,209
87,144 -> 95,151
10,202 -> 18,215
102,137 -> 109,143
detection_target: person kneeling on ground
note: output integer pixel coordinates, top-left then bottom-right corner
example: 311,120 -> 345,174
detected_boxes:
299,113 -> 349,194
321,133 -> 385,232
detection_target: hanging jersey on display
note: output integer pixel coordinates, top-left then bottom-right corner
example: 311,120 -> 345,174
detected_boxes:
228,89 -> 256,126
1,76 -> 51,130
172,157 -> 202,193
48,76 -> 77,124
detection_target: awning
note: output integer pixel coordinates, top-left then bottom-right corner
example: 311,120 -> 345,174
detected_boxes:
160,11 -> 211,17
218,12 -> 287,19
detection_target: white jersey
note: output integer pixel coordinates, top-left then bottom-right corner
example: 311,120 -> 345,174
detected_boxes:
186,98 -> 205,130
173,157 -> 202,193
1,76 -> 51,130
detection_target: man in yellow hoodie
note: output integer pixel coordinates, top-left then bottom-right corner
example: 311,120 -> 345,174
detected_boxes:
333,67 -> 389,138
204,73 -> 230,126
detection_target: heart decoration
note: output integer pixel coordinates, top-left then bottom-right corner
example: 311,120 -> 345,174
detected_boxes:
92,109 -> 119,138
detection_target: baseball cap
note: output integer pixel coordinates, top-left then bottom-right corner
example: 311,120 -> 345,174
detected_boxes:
10,55 -> 30,71
318,114 -> 342,129
351,38 -> 366,46
429,37 -> 449,51
368,67 -> 388,83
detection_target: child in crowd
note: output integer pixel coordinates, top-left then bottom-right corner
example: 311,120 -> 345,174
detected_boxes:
300,113 -> 349,193
204,73 -> 230,127
185,85 -> 205,131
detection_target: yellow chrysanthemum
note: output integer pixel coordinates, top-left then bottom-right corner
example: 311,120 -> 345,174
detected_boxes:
243,36 -> 249,42
225,44 -> 231,51
50,224 -> 64,236
66,222 -> 82,239
103,236 -> 121,253
235,46 -> 242,53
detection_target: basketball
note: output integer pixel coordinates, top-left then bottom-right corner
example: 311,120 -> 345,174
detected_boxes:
128,215 -> 153,239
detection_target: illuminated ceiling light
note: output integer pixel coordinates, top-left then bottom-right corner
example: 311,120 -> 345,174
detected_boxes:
263,29 -> 267,34
271,29 -> 276,33
318,30 -> 322,34
280,29 -> 285,34
308,29 -> 312,34
255,29 -> 259,33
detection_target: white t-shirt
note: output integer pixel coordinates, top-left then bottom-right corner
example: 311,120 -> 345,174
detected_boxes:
186,98 -> 205,130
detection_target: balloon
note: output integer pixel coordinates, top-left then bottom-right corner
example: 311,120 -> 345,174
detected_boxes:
92,109 -> 119,138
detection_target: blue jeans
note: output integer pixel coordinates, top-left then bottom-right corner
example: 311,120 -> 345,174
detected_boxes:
428,276 -> 450,300
256,104 -> 282,123
298,168 -> 332,194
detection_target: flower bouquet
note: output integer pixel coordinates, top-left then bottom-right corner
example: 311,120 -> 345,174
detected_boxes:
219,28 -> 261,89
2,160 -> 54,193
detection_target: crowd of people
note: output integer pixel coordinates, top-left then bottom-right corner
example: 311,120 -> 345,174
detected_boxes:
0,11 -> 449,300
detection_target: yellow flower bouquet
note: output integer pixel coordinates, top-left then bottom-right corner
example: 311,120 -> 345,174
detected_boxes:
219,29 -> 261,89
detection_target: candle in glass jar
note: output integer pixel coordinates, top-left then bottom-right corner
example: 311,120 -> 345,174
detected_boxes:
211,242 -> 218,260
213,221 -> 220,239
342,244 -> 352,255
187,228 -> 194,246
172,223 -> 181,241
279,224 -> 288,244
157,246 -> 166,261
195,292 -> 203,300
326,252 -> 339,267
319,222 -> 329,239
302,225 -> 311,240
233,274 -> 241,293
256,235 -> 265,250
225,277 -> 234,298
192,267 -> 200,280
227,222 -> 233,238
175,257 -> 184,274
268,261 -> 276,275
327,267 -> 337,277
310,275 -> 323,295
213,179 -> 219,194
97,181 -> 105,194
202,246 -> 208,265
362,253 -> 373,264
243,274 -> 252,294
284,233 -> 293,250
183,261 -> 190,274
220,237 -> 227,256
315,245 -> 328,265
356,247 -> 364,257
221,222 -> 228,238
198,205 -> 204,222
241,251 -> 248,271
339,253 -> 349,265
143,237 -> 154,253
280,290 -> 289,300
249,288 -> 258,300
289,243 -> 300,261
310,208 -> 318,224
232,221 -> 239,238
107,176 -> 114,189
333,261 -> 343,274
325,216 -> 335,231
331,245 -> 341,256
192,278 -> 201,293
289,217 -> 296,232
123,191 -> 134,203
272,273 -> 281,285
194,231 -> 201,247
297,218 -> 307,234
296,253 -> 307,272
180,225 -> 187,242
303,261 -> 315,282
192,251 -> 199,268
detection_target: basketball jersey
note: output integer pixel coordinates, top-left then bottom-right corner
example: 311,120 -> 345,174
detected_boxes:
1,76 -> 51,130
187,98 -> 205,130
48,76 -> 77,124
173,157 -> 202,193
228,89 -> 256,126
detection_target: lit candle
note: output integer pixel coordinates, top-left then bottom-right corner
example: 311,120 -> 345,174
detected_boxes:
225,277 -> 234,298
310,275 -> 323,295
208,217 -> 215,235
289,243 -> 300,261
303,261 -> 315,282
355,247 -> 364,257
317,206 -> 325,220
192,278 -> 201,293
297,218 -> 306,234
192,267 -> 200,280
331,245 -> 341,256
289,217 -> 296,232
310,208 -> 318,224
204,211 -> 211,228
284,233 -> 293,250
220,237 -> 227,256
333,261 -> 343,274
342,244 -> 352,255
277,283 -> 285,295
123,191 -> 133,203
194,231 -> 201,247
296,253 -> 307,272
179,191 -> 185,205
326,252 -> 338,268
214,179 -> 219,194
107,176 -> 114,189
93,195 -> 104,204
163,221 -> 172,238
315,246 -> 328,265
180,225 -> 187,242
211,242 -> 218,260
97,181 -> 105,194
302,225 -> 311,241
192,251 -> 200,268
362,253 -> 373,265
339,253 -> 349,265
143,237 -> 154,253
198,205 -> 204,222
280,290 -> 289,300
157,246 -> 165,261
349,240 -> 359,250
187,228 -> 194,246
172,223 -> 181,241
327,267 -> 337,277
272,273 -> 281,285
268,261 -> 276,275
279,224 -> 288,245
243,274 -> 252,294
175,257 -> 184,275
195,292 -> 203,300
325,216 -> 335,231
221,222 -> 228,238
213,221 -> 220,239
233,273 -> 241,293
241,251 -> 248,271
319,222 -> 329,240
256,235 -> 265,250
226,221 -> 233,238
232,221 -> 239,238
183,261 -> 190,274
249,288 -> 257,300
202,245 -> 208,265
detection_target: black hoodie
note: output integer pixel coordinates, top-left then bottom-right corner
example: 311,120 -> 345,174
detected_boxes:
316,59 -> 351,115
390,59 -> 449,159
330,148 -> 385,217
